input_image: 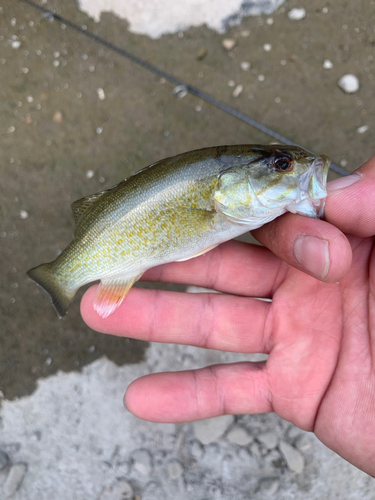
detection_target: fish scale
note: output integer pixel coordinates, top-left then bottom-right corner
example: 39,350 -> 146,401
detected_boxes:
27,145 -> 330,318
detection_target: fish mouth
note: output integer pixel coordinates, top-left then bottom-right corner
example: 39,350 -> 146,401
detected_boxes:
309,155 -> 330,218
286,154 -> 330,219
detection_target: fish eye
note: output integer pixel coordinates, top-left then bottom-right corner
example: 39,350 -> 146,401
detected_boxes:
274,156 -> 293,172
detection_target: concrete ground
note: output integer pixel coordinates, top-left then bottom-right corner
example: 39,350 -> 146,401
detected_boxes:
0,0 -> 374,498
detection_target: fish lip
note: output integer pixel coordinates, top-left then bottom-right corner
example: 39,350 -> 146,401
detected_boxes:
312,155 -> 330,218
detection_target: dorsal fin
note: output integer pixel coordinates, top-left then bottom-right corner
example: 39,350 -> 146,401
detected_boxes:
71,192 -> 106,226
71,179 -> 127,228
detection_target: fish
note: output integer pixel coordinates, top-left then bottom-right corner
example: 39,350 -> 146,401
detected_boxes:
27,145 -> 330,319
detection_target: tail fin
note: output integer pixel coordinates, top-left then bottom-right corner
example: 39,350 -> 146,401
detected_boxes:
27,262 -> 76,318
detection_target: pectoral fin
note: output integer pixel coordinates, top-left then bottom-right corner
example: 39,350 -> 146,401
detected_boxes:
93,274 -> 142,318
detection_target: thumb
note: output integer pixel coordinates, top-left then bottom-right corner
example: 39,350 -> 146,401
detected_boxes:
325,156 -> 375,237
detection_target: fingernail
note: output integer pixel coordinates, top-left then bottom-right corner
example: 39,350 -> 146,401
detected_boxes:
294,236 -> 330,279
327,173 -> 361,192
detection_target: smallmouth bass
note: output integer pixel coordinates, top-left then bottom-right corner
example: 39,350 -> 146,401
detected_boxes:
27,145 -> 330,318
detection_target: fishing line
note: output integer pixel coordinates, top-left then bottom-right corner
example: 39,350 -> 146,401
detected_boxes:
20,0 -> 349,176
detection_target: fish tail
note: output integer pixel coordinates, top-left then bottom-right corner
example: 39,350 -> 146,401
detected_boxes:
27,262 -> 75,318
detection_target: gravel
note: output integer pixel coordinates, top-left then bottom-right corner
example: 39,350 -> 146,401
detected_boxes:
278,441 -> 305,473
338,74 -> 360,93
194,415 -> 235,445
3,463 -> 27,498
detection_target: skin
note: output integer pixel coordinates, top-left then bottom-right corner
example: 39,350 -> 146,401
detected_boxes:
81,155 -> 375,476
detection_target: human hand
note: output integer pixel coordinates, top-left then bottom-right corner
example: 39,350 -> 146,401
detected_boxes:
81,156 -> 375,476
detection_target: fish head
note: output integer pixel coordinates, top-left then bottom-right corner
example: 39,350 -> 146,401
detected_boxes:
214,145 -> 330,227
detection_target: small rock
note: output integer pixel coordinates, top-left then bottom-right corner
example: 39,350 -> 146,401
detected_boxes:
101,479 -> 134,500
19,210 -> 29,220
249,441 -> 262,456
97,88 -> 105,100
232,84 -> 243,97
86,170 -> 94,179
11,40 -> 21,49
263,43 -> 272,52
338,74 -> 360,93
189,439 -> 205,458
226,425 -> 253,446
0,450 -> 10,471
131,449 -> 153,475
193,415 -> 234,445
258,74 -> 265,82
173,85 -> 188,98
279,441 -> 305,473
323,59 -> 333,69
286,425 -> 301,441
53,111 -> 62,123
294,433 -> 312,451
257,477 -> 280,495
3,463 -> 27,497
96,127 -> 103,134
222,39 -> 236,51
227,80 -> 235,87
197,47 -> 207,60
240,61 -> 250,71
45,357 -> 52,367
288,8 -> 306,20
357,125 -> 369,134
53,60 -> 60,67
257,431 -> 279,450
167,459 -> 184,479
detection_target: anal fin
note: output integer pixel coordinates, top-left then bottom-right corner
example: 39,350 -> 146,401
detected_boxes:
175,244 -> 219,262
94,274 -> 142,318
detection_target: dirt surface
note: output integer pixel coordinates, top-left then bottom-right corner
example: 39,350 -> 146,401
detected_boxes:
1,0 -> 374,403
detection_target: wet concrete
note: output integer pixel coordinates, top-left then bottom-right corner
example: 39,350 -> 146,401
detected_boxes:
1,0 -> 374,399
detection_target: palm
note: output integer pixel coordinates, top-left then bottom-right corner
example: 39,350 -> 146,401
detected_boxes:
267,235 -> 374,472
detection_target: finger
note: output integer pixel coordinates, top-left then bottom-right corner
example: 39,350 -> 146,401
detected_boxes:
81,285 -> 271,353
125,362 -> 271,422
252,215 -> 352,283
325,156 -> 375,237
141,239 -> 285,298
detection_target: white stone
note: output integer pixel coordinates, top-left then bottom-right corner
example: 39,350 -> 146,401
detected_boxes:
167,459 -> 184,478
258,74 -> 265,82
190,439 -> 205,458
11,40 -> 21,49
193,415 -> 234,444
227,80 -> 235,87
20,210 -> 29,220
288,8 -> 306,20
294,433 -> 312,451
323,59 -> 333,69
86,170 -> 94,179
338,74 -> 360,93
131,449 -> 153,475
257,431 -> 279,450
258,477 -> 280,494
97,88 -> 105,100
357,125 -> 369,134
222,38 -> 236,50
279,441 -> 305,473
226,425 -> 253,446
3,463 -> 27,497
240,61 -> 250,71
232,84 -> 243,97
263,43 -> 272,51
